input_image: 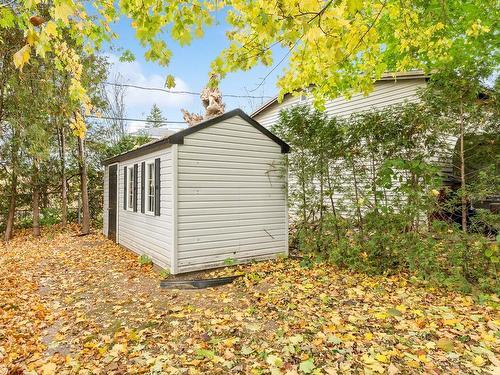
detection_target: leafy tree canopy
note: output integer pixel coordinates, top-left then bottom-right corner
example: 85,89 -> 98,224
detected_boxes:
2,0 -> 497,133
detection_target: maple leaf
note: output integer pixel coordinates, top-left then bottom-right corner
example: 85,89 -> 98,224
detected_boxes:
54,0 -> 76,25
165,74 -> 176,89
40,362 -> 57,375
299,358 -> 315,374
436,338 -> 455,352
44,21 -> 58,37
13,45 -> 31,70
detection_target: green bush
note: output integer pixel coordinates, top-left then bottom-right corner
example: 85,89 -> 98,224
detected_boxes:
276,87 -> 498,295
138,254 -> 153,266
40,208 -> 61,226
291,213 -> 499,294
16,208 -> 61,229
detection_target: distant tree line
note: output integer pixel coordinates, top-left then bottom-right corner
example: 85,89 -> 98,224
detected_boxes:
0,28 -> 151,240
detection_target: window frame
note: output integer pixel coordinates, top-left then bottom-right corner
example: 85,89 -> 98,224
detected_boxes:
145,160 -> 156,215
127,166 -> 134,212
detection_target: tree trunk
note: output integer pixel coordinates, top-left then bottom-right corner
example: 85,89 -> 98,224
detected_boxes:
370,152 -> 378,211
299,150 -> 308,224
58,126 -> 68,227
77,135 -> 90,234
317,159 -> 325,251
351,160 -> 364,236
4,171 -> 17,241
32,161 -> 41,237
459,102 -> 467,232
4,135 -> 19,241
325,164 -> 341,241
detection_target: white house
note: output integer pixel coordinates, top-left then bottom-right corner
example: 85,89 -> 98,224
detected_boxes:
252,71 -> 428,123
103,109 -> 290,274
251,71 -> 462,215
130,127 -> 175,139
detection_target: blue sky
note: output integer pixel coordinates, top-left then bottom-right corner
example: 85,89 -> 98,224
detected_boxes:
103,15 -> 284,132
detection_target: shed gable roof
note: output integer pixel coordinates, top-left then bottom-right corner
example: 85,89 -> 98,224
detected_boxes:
104,109 -> 290,165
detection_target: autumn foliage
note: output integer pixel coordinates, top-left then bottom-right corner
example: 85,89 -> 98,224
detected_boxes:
0,228 -> 499,373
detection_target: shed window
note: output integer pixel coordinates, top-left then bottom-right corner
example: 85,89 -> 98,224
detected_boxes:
127,167 -> 134,211
146,161 -> 156,214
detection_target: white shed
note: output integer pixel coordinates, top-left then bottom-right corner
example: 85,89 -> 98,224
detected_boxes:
102,109 -> 290,274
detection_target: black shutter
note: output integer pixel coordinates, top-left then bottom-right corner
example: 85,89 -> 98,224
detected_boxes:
123,166 -> 127,210
133,164 -> 138,212
154,158 -> 160,216
141,162 -> 145,213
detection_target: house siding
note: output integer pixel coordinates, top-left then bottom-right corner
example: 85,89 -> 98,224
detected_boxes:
253,78 -> 458,215
253,78 -> 428,128
116,147 -> 173,270
176,115 -> 288,273
103,165 -> 109,236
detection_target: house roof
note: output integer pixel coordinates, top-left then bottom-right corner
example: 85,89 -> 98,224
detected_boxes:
250,70 -> 428,118
103,109 -> 290,165
130,127 -> 176,139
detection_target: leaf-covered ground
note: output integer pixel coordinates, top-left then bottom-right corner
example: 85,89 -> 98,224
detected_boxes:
0,228 -> 498,374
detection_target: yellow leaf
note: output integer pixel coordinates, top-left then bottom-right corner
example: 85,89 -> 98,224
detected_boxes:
26,29 -> 38,46
472,355 -> 485,367
436,338 -> 454,352
418,354 -> 428,363
54,0 -> 76,25
41,362 -> 57,375
13,45 -> 31,70
44,21 -> 58,37
443,318 -> 459,326
109,343 -> 126,357
375,354 -> 389,363
165,74 -> 176,88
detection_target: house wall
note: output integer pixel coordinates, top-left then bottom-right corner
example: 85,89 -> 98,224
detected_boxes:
103,166 -> 109,236
253,78 -> 458,215
253,78 -> 428,127
115,147 -> 173,270
175,115 -> 288,273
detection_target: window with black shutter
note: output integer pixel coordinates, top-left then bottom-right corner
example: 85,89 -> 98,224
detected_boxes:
133,164 -> 138,212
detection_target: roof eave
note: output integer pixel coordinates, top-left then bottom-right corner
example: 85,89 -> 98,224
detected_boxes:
103,139 -> 172,165
103,108 -> 290,166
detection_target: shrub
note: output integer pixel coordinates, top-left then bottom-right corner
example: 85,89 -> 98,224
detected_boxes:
159,269 -> 170,279
291,214 -> 499,294
138,255 -> 153,266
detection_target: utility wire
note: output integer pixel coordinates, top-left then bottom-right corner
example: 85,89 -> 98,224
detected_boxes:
103,82 -> 273,99
0,0 -> 16,7
86,114 -> 186,124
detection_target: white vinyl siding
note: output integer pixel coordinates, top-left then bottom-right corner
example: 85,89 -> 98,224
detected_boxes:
176,115 -> 288,273
252,78 -> 458,214
117,148 -> 173,270
103,165 -> 109,236
104,111 -> 288,274
253,78 -> 427,129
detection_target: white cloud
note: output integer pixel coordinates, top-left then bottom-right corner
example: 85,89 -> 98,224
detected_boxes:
104,53 -> 195,131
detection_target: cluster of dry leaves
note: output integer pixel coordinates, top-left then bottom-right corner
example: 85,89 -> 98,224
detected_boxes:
0,228 -> 498,374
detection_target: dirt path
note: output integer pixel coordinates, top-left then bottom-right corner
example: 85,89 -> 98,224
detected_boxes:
0,228 -> 498,374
